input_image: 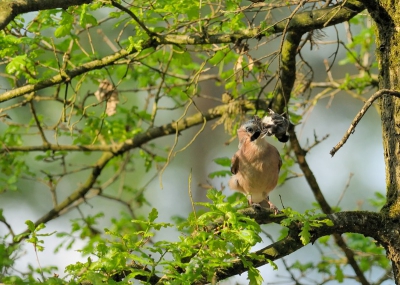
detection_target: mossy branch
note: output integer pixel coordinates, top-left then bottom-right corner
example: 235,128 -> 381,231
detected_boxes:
1,100 -> 267,154
0,0 -> 364,104
213,210 -> 382,283
0,0 -> 93,30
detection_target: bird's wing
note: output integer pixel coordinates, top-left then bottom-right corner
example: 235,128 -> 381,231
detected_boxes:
230,153 -> 239,174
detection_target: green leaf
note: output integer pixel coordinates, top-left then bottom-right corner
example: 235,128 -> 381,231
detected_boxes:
148,208 -> 158,222
248,266 -> 263,285
54,11 -> 74,38
290,260 -> 314,272
300,222 -> 310,245
237,229 -> 261,245
5,55 -> 27,74
127,36 -> 143,53
35,223 -> 46,232
368,191 -> 386,208
13,232 -> 30,243
25,220 -> 35,232
206,188 -> 226,203
225,80 -> 236,90
79,4 -> 98,28
208,170 -> 231,178
54,25 -> 71,38
213,157 -> 231,167
267,259 -> 278,270
335,264 -> 344,282
318,235 -> 330,245
209,50 -> 228,65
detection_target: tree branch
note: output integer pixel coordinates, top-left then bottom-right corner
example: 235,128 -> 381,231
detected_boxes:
330,89 -> 400,156
110,0 -> 156,36
0,0 -> 93,30
133,207 -> 382,284
0,0 -> 364,104
289,126 -> 372,285
289,126 -> 333,213
12,151 -> 113,244
0,100 -> 267,154
0,47 -> 139,103
274,31 -> 303,113
213,210 -> 383,283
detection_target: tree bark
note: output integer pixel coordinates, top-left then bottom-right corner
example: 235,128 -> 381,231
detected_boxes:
361,0 -> 400,282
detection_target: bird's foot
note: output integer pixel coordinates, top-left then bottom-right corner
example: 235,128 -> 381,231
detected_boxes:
268,200 -> 281,215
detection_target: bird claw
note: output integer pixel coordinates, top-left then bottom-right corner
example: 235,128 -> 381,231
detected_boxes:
249,201 -> 280,215
268,201 -> 281,215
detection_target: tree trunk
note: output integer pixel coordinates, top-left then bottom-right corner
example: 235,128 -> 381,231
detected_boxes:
362,0 -> 400,282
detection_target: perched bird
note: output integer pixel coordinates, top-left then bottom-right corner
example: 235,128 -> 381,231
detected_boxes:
228,117 -> 282,212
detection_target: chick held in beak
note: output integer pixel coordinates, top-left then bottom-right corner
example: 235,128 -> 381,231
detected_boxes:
261,109 -> 290,142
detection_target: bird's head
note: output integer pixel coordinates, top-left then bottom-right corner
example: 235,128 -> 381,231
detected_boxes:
241,119 -> 262,142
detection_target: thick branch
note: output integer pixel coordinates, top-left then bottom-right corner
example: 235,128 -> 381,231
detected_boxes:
214,210 -> 382,282
13,152 -> 113,243
0,0 -> 364,104
156,0 -> 364,44
274,31 -> 302,113
0,47 -> 139,103
278,0 -> 364,33
289,126 -> 332,213
0,0 -> 93,30
289,126 -> 371,285
0,100 -> 266,154
146,208 -> 382,284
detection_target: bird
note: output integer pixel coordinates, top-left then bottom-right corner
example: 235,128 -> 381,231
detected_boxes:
228,116 -> 283,212
261,109 -> 289,143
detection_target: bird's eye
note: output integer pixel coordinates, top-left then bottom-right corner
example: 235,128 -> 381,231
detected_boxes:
246,127 -> 253,133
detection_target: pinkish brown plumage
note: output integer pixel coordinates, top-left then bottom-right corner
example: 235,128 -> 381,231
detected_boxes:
229,118 -> 282,211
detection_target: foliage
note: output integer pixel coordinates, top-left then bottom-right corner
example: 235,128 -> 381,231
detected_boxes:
0,0 -> 396,284
280,207 -> 334,245
55,190 -> 266,284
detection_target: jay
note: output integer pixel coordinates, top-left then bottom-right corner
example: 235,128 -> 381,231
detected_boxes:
228,111 -> 289,211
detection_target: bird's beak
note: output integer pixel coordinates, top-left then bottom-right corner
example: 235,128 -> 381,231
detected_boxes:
260,131 -> 268,139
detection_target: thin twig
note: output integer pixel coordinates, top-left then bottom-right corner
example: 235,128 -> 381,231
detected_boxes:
111,1 -> 156,36
330,89 -> 400,156
188,169 -> 198,230
33,244 -> 46,282
158,101 -> 193,189
336,173 -> 354,208
0,214 -> 15,237
149,50 -> 174,127
322,0 -> 348,27
29,99 -> 49,146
